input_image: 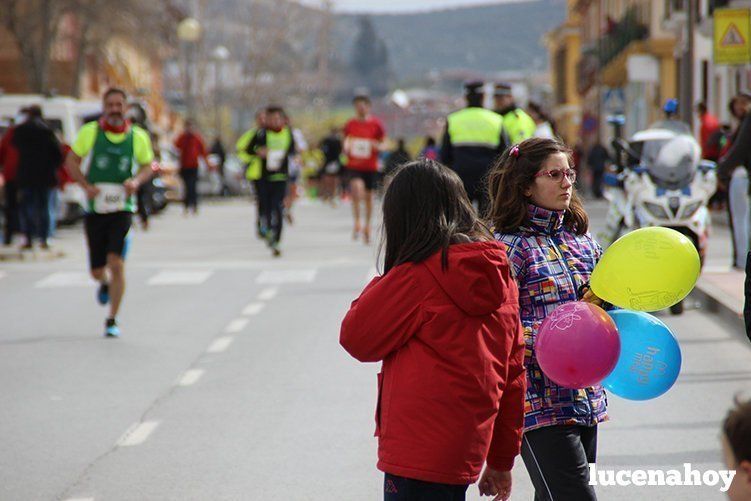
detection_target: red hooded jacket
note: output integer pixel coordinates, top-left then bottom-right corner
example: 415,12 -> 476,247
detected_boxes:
340,241 -> 526,485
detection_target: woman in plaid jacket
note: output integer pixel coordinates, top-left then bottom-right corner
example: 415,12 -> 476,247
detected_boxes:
487,138 -> 606,501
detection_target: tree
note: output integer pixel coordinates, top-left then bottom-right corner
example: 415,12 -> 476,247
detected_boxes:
1,0 -> 69,94
350,16 -> 390,96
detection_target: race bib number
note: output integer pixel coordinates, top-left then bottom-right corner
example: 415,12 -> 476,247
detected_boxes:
350,139 -> 373,159
267,150 -> 286,171
94,183 -> 127,213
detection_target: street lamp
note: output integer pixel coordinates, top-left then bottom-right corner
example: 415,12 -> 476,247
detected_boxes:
211,45 -> 230,135
177,17 -> 202,120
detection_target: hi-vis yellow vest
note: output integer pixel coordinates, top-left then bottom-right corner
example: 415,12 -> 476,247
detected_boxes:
447,107 -> 504,148
503,108 -> 537,144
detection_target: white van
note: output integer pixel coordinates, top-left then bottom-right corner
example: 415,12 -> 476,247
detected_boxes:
0,94 -> 101,223
0,94 -> 100,143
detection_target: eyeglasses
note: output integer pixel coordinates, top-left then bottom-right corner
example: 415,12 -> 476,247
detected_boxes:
535,168 -> 577,183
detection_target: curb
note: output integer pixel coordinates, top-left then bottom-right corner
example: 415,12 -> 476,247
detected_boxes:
691,281 -> 747,340
0,249 -> 66,262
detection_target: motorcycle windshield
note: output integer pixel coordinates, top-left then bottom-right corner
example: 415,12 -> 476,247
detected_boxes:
646,135 -> 700,190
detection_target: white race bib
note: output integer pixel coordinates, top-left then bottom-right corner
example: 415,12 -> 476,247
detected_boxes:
267,150 -> 286,171
94,183 -> 127,213
350,138 -> 373,159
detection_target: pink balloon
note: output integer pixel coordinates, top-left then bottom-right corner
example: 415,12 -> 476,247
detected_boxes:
535,302 -> 621,389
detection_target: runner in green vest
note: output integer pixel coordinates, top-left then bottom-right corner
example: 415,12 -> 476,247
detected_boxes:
440,81 -> 509,215
246,106 -> 296,257
64,88 -> 155,338
236,109 -> 267,238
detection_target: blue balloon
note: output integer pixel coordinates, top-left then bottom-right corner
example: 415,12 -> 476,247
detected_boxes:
603,310 -> 682,400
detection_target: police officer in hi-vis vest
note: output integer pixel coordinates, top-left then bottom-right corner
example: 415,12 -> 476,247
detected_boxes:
440,81 -> 509,215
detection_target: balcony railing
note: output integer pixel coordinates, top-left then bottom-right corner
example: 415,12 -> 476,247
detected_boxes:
575,7 -> 649,94
598,7 -> 649,68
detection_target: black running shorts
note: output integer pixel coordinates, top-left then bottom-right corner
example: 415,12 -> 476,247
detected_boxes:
346,168 -> 379,191
84,211 -> 133,270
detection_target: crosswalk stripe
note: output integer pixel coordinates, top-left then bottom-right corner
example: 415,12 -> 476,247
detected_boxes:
148,270 -> 213,285
35,272 -> 91,288
256,269 -> 317,284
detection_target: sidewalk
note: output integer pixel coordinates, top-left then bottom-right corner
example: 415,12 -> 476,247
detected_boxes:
692,209 -> 746,336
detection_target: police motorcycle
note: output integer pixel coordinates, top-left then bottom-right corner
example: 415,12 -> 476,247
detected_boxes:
602,106 -> 717,315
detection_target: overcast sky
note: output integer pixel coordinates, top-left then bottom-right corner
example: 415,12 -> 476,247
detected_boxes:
297,0 -> 533,14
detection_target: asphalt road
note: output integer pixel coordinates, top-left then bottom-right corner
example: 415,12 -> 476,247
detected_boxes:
0,195 -> 748,500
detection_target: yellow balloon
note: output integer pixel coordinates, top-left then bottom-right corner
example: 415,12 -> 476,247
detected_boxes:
590,227 -> 701,311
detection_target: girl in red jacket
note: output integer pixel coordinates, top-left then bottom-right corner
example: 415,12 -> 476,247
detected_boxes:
340,159 -> 526,501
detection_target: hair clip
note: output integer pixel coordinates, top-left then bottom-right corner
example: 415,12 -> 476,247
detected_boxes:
510,145 -> 520,158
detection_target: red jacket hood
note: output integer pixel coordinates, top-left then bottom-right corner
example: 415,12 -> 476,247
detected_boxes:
423,241 -> 508,316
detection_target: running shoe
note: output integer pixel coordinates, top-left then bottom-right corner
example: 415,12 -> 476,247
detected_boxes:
97,282 -> 110,305
104,319 -> 120,338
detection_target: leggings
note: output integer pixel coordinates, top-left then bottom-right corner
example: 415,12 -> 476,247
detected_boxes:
521,425 -> 598,501
258,179 -> 287,244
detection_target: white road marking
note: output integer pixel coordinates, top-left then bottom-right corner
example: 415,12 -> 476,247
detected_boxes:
207,336 -> 234,353
177,369 -> 205,387
256,269 -> 317,284
147,270 -> 213,285
257,287 -> 279,301
224,318 -> 249,333
242,302 -> 265,316
35,272 -> 92,288
65,498 -> 94,501
116,421 -> 159,447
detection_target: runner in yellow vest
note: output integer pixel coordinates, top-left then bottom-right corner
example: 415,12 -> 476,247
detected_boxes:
440,81 -> 509,214
236,109 -> 267,238
494,83 -> 537,144
245,106 -> 296,257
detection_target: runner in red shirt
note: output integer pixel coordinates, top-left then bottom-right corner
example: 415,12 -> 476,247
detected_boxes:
174,120 -> 208,215
343,94 -> 385,243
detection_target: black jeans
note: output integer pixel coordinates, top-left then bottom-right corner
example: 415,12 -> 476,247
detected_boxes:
384,473 -> 468,501
180,168 -> 199,211
19,187 -> 51,244
521,425 -> 598,501
258,179 -> 287,244
136,180 -> 152,225
3,180 -> 20,245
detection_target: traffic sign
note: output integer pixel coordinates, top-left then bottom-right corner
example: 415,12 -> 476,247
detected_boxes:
714,8 -> 751,65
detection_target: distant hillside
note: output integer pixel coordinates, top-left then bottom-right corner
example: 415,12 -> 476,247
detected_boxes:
334,0 -> 566,81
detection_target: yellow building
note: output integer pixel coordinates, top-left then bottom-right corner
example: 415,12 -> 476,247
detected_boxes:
550,0 -> 681,144
546,0 -> 582,145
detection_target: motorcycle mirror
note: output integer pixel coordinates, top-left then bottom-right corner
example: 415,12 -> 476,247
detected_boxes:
698,160 -> 716,171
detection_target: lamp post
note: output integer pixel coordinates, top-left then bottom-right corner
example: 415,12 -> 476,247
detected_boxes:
211,45 -> 230,135
177,17 -> 202,120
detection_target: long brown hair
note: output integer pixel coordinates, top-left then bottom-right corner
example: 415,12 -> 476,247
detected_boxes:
381,159 -> 492,274
486,137 -> 589,235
